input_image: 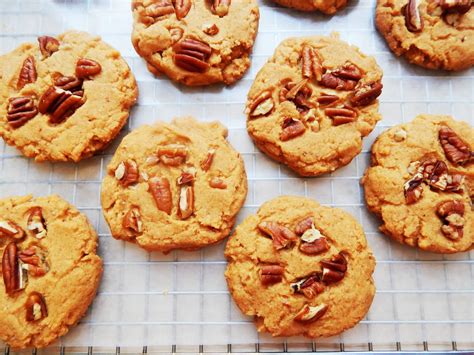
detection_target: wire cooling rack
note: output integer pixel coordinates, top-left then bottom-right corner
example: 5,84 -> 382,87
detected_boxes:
0,0 -> 473,353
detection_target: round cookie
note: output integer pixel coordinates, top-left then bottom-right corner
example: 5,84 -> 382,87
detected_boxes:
271,0 -> 348,14
0,195 -> 102,349
246,34 -> 383,177
101,117 -> 248,252
375,0 -> 474,71
362,115 -> 474,253
0,31 -> 138,162
131,0 -> 259,86
225,196 -> 376,338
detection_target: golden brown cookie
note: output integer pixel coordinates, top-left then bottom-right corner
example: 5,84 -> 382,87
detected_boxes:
225,196 -> 376,338
131,0 -> 259,86
0,195 -> 102,349
246,34 -> 383,177
0,31 -> 138,162
272,0 -> 348,14
362,115 -> 474,253
101,117 -> 248,252
375,0 -> 474,70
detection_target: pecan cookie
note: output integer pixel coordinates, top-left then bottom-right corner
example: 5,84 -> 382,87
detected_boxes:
362,115 -> 474,253
271,0 -> 348,14
101,117 -> 247,252
246,34 -> 383,176
0,195 -> 102,349
131,0 -> 259,86
225,196 -> 375,337
0,31 -> 138,162
376,0 -> 474,70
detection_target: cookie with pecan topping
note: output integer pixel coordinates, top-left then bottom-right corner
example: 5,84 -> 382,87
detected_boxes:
0,31 -> 137,162
101,117 -> 247,252
375,0 -> 474,70
225,195 -> 375,338
131,0 -> 259,85
0,195 -> 102,349
362,115 -> 474,253
271,0 -> 348,14
246,34 -> 383,176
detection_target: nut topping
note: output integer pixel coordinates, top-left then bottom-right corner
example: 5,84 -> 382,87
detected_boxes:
17,56 -> 37,90
247,91 -> 274,118
260,264 -> 284,285
123,207 -> 143,235
404,0 -> 424,32
38,86 -> 85,124
148,177 -> 173,215
201,148 -> 216,171
320,63 -> 362,91
439,126 -> 472,165
6,97 -> 38,129
203,23 -> 219,36
157,144 -> 188,166
291,275 -> 325,299
211,0 -> 231,16
138,0 -> 175,24
350,81 -> 383,107
440,0 -> 471,13
317,93 -> 339,106
38,36 -> 60,58
169,28 -> 184,43
325,106 -> 357,126
299,227 -> 330,255
115,160 -> 139,187
404,173 -> 424,204
25,292 -> 48,322
280,118 -> 306,141
18,247 -> 49,277
2,242 -> 27,295
76,58 -> 102,79
178,185 -> 194,219
302,45 -> 324,81
173,0 -> 192,19
0,220 -> 25,240
209,177 -> 227,189
173,38 -> 212,73
54,75 -> 84,96
436,200 -> 465,240
258,221 -> 298,250
295,216 -> 314,235
320,253 -> 347,284
279,81 -> 314,114
294,303 -> 328,323
27,207 -> 47,239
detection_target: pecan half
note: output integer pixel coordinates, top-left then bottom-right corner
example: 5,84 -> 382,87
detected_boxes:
404,173 -> 424,204
201,149 -> 215,171
25,292 -> 48,322
38,36 -> 60,58
173,38 -> 212,73
260,264 -> 284,285
258,221 -> 297,250
350,81 -> 383,107
404,0 -> 424,32
6,96 -> 38,129
38,86 -> 85,124
139,0 -> 175,24
291,275 -> 325,299
439,126 -> 472,165
76,58 -> 102,79
248,91 -> 274,118
149,177 -> 173,215
157,144 -> 188,166
2,242 -> 27,294
302,45 -> 324,81
17,56 -> 37,90
173,0 -> 192,19
115,160 -> 139,187
54,75 -> 84,96
321,253 -> 347,284
211,0 -> 231,16
437,200 -> 465,240
317,93 -> 339,106
280,118 -> 306,141
209,177 -> 227,189
294,303 -> 328,323
27,207 -> 47,239
0,220 -> 25,240
18,247 -> 49,277
123,207 -> 143,235
325,106 -> 357,126
440,0 -> 471,13
320,63 -> 362,91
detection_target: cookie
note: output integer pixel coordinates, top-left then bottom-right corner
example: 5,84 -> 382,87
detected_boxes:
101,117 -> 248,252
375,0 -> 474,70
0,195 -> 102,349
362,115 -> 474,253
131,0 -> 259,86
271,0 -> 348,14
0,31 -> 138,162
225,196 -> 376,338
246,34 -> 383,177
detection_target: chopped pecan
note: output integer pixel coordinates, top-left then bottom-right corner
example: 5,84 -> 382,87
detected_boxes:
157,144 -> 188,166
6,96 -> 38,129
27,207 -> 47,239
25,291 -> 48,322
54,75 -> 84,96
404,173 -> 424,204
139,0 -> 175,24
421,158 -> 449,190
38,86 -> 85,124
123,207 -> 143,235
445,173 -> 464,192
149,177 -> 173,215
169,28 -> 184,44
209,177 -> 227,189
332,63 -> 363,81
76,58 -> 102,79
303,109 -> 320,132
291,275 -> 325,299
211,0 -> 231,16
260,264 -> 284,285
173,0 -> 192,19
17,56 -> 37,90
177,171 -> 196,185
258,221 -> 298,250
280,117 -> 306,141
320,63 -> 362,91
295,216 -> 314,235
321,253 -> 347,284
201,148 -> 215,171
325,106 -> 357,126
350,81 -> 383,106
173,38 -> 212,73
38,36 -> 60,58
279,81 -> 314,113
404,0 -> 424,32
2,242 -> 27,294
0,220 -> 25,240
115,160 -> 139,187
178,185 -> 194,219
299,228 -> 330,255
18,247 -> 49,277
202,23 -> 219,36
439,126 -> 472,165
302,45 -> 324,81
248,91 -> 274,117
317,93 -> 339,106
294,303 -> 328,323
437,200 -> 465,240
440,0 -> 471,13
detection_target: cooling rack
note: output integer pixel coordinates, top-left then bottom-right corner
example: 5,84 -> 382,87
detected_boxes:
0,0 -> 473,353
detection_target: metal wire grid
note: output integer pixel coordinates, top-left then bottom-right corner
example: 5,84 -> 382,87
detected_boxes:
0,0 -> 473,353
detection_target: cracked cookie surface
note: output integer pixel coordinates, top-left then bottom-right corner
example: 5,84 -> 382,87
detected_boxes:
101,117 -> 248,252
271,0 -> 348,14
362,115 -> 474,253
225,195 -> 375,338
375,0 -> 474,70
0,195 -> 102,349
0,31 -> 138,162
246,34 -> 383,176
131,0 -> 259,86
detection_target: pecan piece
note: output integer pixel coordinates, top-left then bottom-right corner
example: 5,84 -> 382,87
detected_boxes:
157,144 -> 188,166
76,58 -> 102,79
404,173 -> 424,204
115,160 -> 139,187
209,177 -> 227,189
260,264 -> 284,285
295,216 -> 314,235
2,242 -> 27,294
173,0 -> 192,19
211,0 -> 231,16
280,118 -> 306,141
38,36 -> 60,58
302,45 -> 324,81
0,220 -> 25,240
169,28 -> 184,44
404,0 -> 424,32
178,185 -> 194,219
27,207 -> 47,239
177,169 -> 196,185
17,56 -> 37,90
291,275 -> 325,299
317,93 -> 339,106
247,91 -> 274,118
445,173 -> 464,192
26,292 -> 48,322
149,177 -> 173,215
440,0 -> 471,14
439,126 -> 472,165
123,207 -> 143,235
38,86 -> 85,124
139,0 -> 175,24
421,158 -> 449,190
350,81 -> 383,107
299,227 -> 330,255
437,200 -> 465,240
258,221 -> 298,250
18,247 -> 49,277
54,75 -> 84,96
332,63 -> 363,81
321,253 -> 347,284
201,148 -> 215,171
203,23 -> 219,36
279,81 -> 314,113
320,63 -> 362,91
294,303 -> 328,323
173,38 -> 212,73
6,96 -> 38,129
325,106 -> 357,126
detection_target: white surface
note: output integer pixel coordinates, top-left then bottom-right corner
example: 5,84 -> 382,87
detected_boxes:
0,0 -> 473,351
